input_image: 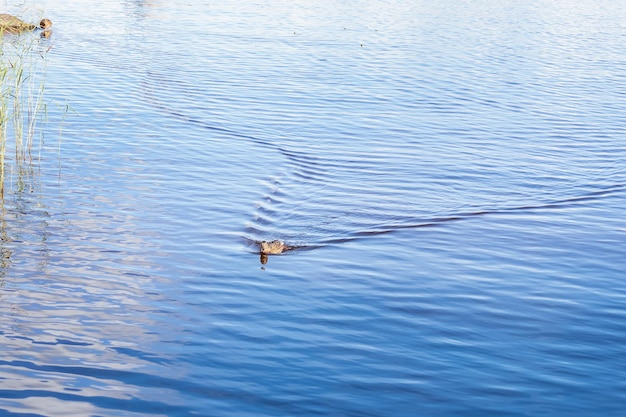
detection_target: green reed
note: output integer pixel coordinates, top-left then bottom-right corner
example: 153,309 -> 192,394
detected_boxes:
0,24 -> 50,196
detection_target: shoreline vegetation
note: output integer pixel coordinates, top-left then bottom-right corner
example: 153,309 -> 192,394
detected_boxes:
0,14 -> 52,196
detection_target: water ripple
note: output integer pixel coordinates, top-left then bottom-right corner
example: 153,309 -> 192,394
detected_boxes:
2,0 -> 626,416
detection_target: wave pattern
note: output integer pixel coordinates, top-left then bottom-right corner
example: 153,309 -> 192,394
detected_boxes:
3,1 -> 625,416
140,68 -> 626,255
47,0 -> 626,258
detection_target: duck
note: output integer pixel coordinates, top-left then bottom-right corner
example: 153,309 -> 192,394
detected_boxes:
258,240 -> 294,265
0,14 -> 52,32
258,240 -> 293,265
259,240 -> 287,255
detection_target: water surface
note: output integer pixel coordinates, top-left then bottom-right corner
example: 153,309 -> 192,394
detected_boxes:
1,0 -> 625,416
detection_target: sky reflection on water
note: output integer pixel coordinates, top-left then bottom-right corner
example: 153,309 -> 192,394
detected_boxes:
0,0 -> 625,416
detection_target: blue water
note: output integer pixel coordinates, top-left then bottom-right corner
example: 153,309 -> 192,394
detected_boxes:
1,0 -> 625,415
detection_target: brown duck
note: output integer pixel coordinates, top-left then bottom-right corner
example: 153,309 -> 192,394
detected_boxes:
259,240 -> 289,255
258,240 -> 291,264
0,14 -> 52,32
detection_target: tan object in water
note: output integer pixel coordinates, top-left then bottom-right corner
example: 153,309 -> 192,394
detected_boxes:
0,14 -> 52,32
259,240 -> 291,265
259,240 -> 287,255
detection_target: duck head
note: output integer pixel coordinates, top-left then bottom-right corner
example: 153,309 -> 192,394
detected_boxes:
39,19 -> 52,29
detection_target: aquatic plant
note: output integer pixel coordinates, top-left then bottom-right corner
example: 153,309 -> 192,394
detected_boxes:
0,14 -> 51,196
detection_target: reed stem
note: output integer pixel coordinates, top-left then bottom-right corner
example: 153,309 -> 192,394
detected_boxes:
0,22 -> 50,196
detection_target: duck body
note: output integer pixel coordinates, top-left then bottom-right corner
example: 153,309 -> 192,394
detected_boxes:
259,240 -> 287,255
258,240 -> 293,265
0,14 -> 52,32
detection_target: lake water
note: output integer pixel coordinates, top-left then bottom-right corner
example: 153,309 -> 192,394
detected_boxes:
1,0 -> 625,415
